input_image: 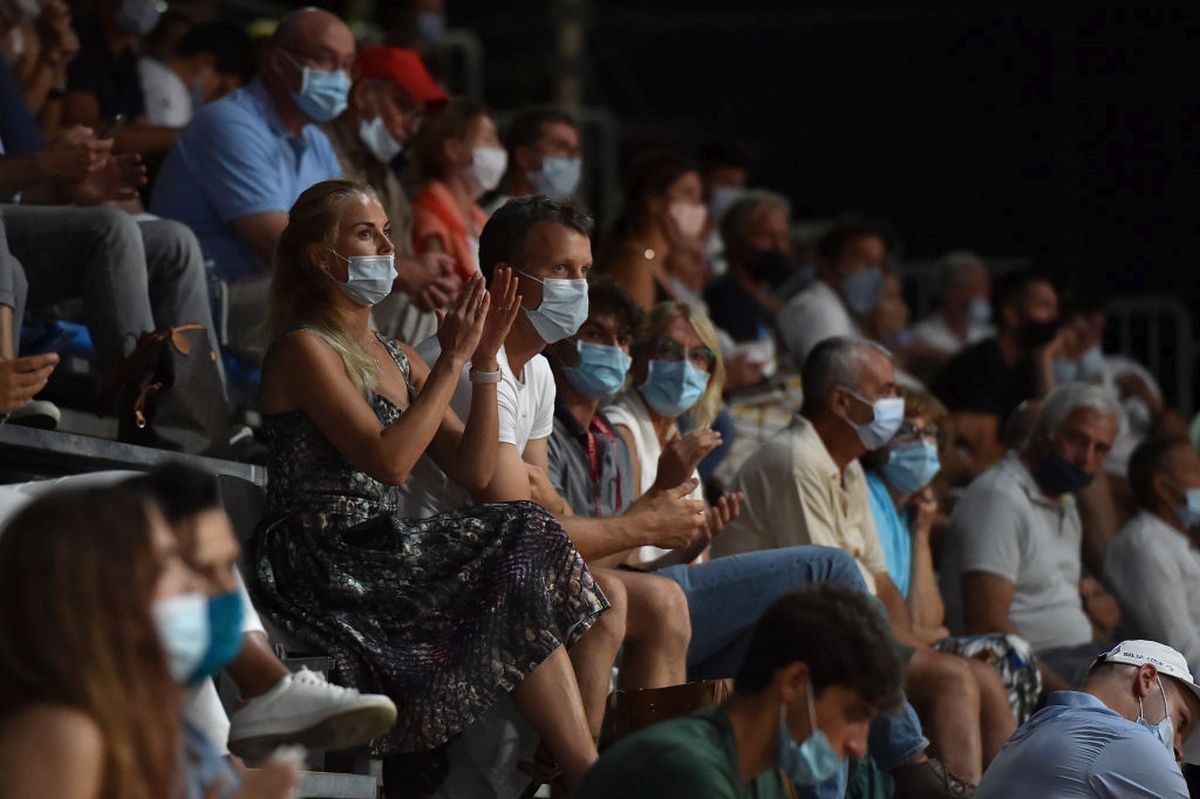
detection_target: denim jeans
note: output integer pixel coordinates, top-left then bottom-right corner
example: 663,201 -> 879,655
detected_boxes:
0,204 -> 222,387
660,546 -> 928,798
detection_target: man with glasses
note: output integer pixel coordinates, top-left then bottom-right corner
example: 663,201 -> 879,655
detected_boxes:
322,46 -> 464,345
715,336 -> 993,791
488,106 -> 583,212
151,7 -> 352,353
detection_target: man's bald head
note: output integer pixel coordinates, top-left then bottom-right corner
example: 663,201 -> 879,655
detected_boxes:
273,7 -> 354,52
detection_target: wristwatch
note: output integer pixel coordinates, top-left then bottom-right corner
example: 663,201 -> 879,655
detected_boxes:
469,367 -> 502,384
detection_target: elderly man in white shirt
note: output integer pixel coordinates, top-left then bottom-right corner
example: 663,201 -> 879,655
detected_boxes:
942,382 -> 1123,692
910,250 -> 994,357
1105,436 -> 1200,675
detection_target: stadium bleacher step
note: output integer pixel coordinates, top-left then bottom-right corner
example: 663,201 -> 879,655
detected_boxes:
250,770 -> 376,799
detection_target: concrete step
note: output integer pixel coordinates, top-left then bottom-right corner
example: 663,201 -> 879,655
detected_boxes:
297,771 -> 378,799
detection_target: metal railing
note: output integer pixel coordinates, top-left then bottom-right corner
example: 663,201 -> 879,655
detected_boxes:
1105,296 -> 1195,414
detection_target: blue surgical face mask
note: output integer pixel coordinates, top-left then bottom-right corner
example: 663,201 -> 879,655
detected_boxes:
1053,358 -> 1081,383
564,341 -> 631,400
518,271 -> 589,343
1136,677 -> 1175,755
358,114 -> 404,164
1079,345 -> 1104,380
840,268 -> 884,315
1034,451 -> 1095,495
187,590 -> 245,686
285,52 -> 350,123
529,155 -> 582,201
1168,483 -> 1200,530
778,679 -> 845,786
639,358 -> 709,418
708,185 -> 746,221
967,298 -> 992,325
116,0 -> 160,36
328,250 -> 395,307
883,439 -> 941,493
153,592 -> 210,685
843,390 -> 905,451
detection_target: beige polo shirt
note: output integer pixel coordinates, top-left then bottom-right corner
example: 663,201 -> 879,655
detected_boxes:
712,415 -> 887,594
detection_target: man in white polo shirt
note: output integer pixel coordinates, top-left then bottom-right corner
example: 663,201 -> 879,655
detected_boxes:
977,639 -> 1200,798
942,382 -> 1123,690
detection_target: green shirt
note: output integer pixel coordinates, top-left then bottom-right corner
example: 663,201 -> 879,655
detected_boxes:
574,705 -> 791,799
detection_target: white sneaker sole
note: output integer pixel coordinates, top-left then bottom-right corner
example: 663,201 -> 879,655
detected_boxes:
229,703 -> 398,760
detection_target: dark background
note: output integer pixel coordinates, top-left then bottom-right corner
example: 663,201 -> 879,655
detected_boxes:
442,4 -> 1200,300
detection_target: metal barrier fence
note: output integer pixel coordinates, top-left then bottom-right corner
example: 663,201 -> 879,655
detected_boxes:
1105,296 -> 1195,414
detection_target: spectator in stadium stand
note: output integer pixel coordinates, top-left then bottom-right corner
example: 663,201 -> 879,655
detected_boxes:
1105,437 -> 1200,676
150,8 -> 352,354
128,464 -> 399,761
976,640 -> 1200,798
941,382 -> 1123,691
776,215 -> 892,368
487,105 -> 583,213
323,44 -> 460,346
61,0 -> 182,156
930,271 -> 1064,477
137,20 -> 255,128
251,180 -> 607,793
0,0 -> 79,124
602,150 -> 709,311
574,584 -> 908,799
0,485 -> 302,799
910,251 -> 995,360
409,97 -> 505,280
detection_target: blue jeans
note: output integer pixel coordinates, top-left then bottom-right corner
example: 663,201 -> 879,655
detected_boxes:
659,546 -> 927,798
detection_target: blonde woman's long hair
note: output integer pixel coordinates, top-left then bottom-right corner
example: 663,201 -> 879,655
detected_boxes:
634,301 -> 726,429
267,179 -> 383,397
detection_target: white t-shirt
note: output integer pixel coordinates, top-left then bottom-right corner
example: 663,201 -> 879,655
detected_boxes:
138,57 -> 193,127
776,279 -> 859,366
911,313 -> 993,355
397,339 -> 556,517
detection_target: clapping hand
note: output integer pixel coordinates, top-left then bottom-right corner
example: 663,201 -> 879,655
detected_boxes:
653,429 -> 722,492
435,273 -> 489,364
472,266 -> 521,366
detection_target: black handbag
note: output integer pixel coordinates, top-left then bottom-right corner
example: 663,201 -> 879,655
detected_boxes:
107,323 -> 230,456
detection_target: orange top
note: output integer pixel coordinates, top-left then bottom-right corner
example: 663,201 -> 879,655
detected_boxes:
411,180 -> 489,281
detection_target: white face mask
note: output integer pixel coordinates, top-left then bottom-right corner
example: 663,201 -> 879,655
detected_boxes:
528,155 -> 582,200
517,270 -> 589,343
357,114 -> 404,164
327,249 -> 396,307
463,146 -> 508,198
668,200 -> 708,239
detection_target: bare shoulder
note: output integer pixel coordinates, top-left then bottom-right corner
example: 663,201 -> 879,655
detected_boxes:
0,704 -> 104,782
266,328 -> 344,367
260,329 -> 348,413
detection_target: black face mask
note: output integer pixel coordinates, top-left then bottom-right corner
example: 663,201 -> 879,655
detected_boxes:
1019,318 -> 1060,350
1034,451 -> 1095,495
745,249 -> 793,287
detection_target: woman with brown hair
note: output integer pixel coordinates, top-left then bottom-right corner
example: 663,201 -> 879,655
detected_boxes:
410,98 -> 506,281
0,487 -> 190,799
252,179 -> 609,794
601,150 -> 709,310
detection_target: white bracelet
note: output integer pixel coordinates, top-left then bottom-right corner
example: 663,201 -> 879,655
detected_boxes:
469,367 -> 502,384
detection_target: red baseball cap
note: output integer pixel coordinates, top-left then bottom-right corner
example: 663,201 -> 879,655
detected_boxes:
356,46 -> 449,110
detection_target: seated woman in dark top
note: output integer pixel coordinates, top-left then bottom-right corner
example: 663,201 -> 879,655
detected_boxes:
249,179 -> 609,793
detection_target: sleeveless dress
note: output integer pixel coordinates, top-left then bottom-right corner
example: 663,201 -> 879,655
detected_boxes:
248,333 -> 609,754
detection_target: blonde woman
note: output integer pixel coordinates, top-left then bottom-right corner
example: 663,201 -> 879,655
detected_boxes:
603,301 -> 738,567
250,180 -> 609,794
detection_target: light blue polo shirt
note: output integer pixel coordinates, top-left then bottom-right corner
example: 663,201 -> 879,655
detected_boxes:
976,691 -> 1188,798
150,79 -> 342,282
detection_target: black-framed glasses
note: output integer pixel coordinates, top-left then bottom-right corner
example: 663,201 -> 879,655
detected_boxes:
893,421 -> 940,441
652,338 -> 715,371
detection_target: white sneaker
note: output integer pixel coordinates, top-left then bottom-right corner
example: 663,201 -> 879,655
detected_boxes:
228,667 -> 397,759
8,399 -> 60,430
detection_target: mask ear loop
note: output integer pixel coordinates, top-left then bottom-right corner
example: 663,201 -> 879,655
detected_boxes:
805,677 -> 819,739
